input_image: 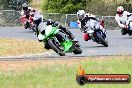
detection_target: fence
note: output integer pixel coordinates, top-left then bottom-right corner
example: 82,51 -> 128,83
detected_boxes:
0,10 -> 21,27
0,10 -> 119,29
100,16 -> 119,30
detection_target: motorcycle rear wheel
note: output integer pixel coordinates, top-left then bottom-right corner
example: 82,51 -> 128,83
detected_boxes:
72,44 -> 82,54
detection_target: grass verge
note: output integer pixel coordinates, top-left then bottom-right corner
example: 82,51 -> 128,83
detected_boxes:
0,56 -> 131,88
0,38 -> 46,56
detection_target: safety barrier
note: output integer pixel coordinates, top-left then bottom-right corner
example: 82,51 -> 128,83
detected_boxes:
0,10 -> 119,29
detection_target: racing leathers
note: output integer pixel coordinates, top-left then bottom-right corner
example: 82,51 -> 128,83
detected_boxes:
115,11 -> 132,35
20,7 -> 36,29
79,16 -> 106,34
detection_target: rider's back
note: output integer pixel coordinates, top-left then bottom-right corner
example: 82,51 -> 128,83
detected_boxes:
115,11 -> 130,24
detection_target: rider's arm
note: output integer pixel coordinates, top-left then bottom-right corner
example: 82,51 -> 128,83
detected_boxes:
86,13 -> 96,18
86,16 -> 99,22
20,10 -> 27,22
115,15 -> 125,28
20,10 -> 24,15
29,7 -> 36,17
20,11 -> 26,18
77,20 -> 81,29
77,20 -> 85,32
124,11 -> 132,17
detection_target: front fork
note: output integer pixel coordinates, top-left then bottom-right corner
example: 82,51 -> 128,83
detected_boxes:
88,32 -> 96,42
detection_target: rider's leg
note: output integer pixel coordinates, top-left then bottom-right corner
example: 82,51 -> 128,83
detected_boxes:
58,25 -> 74,40
55,31 -> 66,42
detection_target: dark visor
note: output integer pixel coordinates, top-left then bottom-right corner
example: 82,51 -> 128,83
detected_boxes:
23,7 -> 28,10
117,11 -> 123,14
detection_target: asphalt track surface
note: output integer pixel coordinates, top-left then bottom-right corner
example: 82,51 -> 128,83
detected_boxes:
0,27 -> 132,58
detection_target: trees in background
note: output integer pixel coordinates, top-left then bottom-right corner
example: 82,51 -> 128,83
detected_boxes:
0,0 -> 131,15
42,0 -> 86,14
0,0 -> 32,10
42,0 -> 131,15
86,0 -> 132,16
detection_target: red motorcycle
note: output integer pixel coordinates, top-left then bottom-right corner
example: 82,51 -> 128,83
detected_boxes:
20,15 -> 36,32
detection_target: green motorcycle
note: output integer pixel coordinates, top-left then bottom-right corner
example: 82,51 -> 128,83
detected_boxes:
42,25 -> 82,56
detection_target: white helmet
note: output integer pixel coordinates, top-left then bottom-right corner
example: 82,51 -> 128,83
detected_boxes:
22,3 -> 28,11
77,10 -> 86,21
117,6 -> 124,15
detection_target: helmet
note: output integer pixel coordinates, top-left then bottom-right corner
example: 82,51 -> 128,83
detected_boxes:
22,3 -> 28,11
117,6 -> 124,15
47,19 -> 53,25
77,10 -> 86,21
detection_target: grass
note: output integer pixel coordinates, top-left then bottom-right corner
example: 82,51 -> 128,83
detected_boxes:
0,56 -> 131,88
0,38 -> 46,56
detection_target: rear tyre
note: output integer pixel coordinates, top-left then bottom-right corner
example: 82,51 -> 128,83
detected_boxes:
48,39 -> 65,56
72,44 -> 82,54
96,33 -> 108,47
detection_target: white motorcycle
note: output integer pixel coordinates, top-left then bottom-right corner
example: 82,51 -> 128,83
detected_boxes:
83,20 -> 108,47
127,15 -> 132,31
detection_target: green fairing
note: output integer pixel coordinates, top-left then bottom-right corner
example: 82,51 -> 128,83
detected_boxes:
61,39 -> 73,52
43,25 -> 73,52
43,26 -> 59,41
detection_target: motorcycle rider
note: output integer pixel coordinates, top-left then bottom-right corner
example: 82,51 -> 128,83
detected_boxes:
53,21 -> 74,40
20,3 -> 68,49
21,3 -> 45,34
40,19 -> 80,49
77,10 -> 106,41
45,19 -> 75,40
77,10 -> 98,32
21,3 -> 52,49
115,6 -> 132,35
20,3 -> 36,29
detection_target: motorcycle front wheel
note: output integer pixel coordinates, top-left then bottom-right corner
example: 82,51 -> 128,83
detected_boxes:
96,33 -> 108,47
48,38 -> 65,56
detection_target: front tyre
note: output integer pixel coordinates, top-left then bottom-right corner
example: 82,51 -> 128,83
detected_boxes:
24,21 -> 30,29
96,33 -> 108,47
30,26 -> 36,32
48,39 -> 65,56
